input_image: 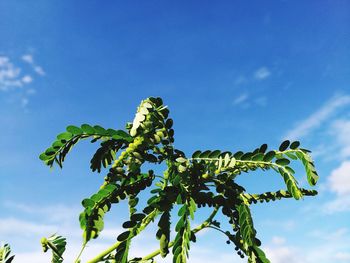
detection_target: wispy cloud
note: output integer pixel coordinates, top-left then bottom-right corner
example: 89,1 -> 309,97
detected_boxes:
328,161 -> 350,196
283,94 -> 350,140
0,53 -> 45,107
22,75 -> 33,84
21,54 -> 45,76
329,119 -> 350,159
21,54 -> 34,64
0,56 -> 23,91
284,95 -> 350,214
264,231 -> 350,263
3,201 -> 80,222
232,93 -> 268,109
322,161 -> 350,214
233,93 -> 249,106
0,218 -> 57,236
254,67 -> 271,80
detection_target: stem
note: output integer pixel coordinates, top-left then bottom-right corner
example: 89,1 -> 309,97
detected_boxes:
141,206 -> 219,261
207,225 -> 229,236
86,209 -> 159,263
74,242 -> 86,263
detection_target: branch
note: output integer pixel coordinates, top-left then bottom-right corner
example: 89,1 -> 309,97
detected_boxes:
242,188 -> 318,204
141,206 -> 219,261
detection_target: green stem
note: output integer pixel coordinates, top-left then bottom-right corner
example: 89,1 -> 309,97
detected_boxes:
207,225 -> 229,236
86,209 -> 159,263
141,206 -> 219,261
74,242 -> 86,263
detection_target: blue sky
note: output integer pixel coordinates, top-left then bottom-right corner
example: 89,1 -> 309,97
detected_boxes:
1,1 -> 350,262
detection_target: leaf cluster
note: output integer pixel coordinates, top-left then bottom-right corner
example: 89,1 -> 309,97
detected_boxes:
39,97 -> 319,263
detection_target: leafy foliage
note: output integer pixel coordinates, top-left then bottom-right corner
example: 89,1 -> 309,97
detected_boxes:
40,235 -> 67,263
39,97 -> 319,263
0,243 -> 15,263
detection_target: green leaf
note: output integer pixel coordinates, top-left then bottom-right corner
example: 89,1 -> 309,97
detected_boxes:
237,203 -> 256,246
82,198 -> 96,208
172,207 -> 191,263
52,140 -> 64,149
81,124 -> 95,134
224,153 -> 231,166
122,221 -> 137,228
57,132 -> 73,140
40,234 -> 66,263
130,213 -> 146,222
252,153 -> 264,161
279,140 -> 290,151
233,151 -> 244,159
114,240 -> 129,263
0,243 -> 15,263
241,152 -> 253,160
295,151 -> 319,186
279,168 -> 302,200
157,210 -> 171,257
112,130 -> 133,142
263,151 -> 275,162
199,150 -> 211,158
93,125 -> 108,135
285,152 -> 297,160
39,153 -> 50,161
209,150 -> 221,158
275,158 -> 290,166
178,204 -> 187,216
165,118 -> 173,129
45,147 -> 56,156
250,245 -> 270,263
117,231 -> 131,242
192,150 -> 201,158
289,141 -> 300,149
66,125 -> 83,135
259,144 -> 268,153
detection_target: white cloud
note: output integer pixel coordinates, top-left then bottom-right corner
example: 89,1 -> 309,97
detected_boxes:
0,53 -> 45,107
0,56 -> 22,91
328,161 -> 350,196
283,94 -> 350,140
322,160 -> 350,214
308,227 -> 348,241
264,245 -> 298,263
22,54 -> 34,64
271,236 -> 286,245
254,67 -> 271,80
3,201 -> 80,223
335,252 -> 350,261
264,231 -> 350,263
0,218 -> 57,236
232,93 -> 267,108
34,65 -> 45,76
233,93 -> 249,105
323,195 -> 350,213
330,119 -> 350,159
22,75 -> 33,83
0,56 -> 10,66
22,53 -> 45,76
